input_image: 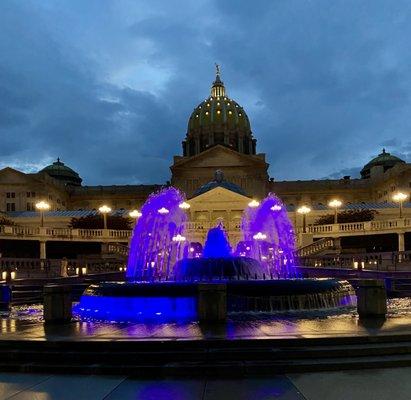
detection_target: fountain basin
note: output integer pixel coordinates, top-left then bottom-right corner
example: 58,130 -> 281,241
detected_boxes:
173,256 -> 267,280
74,279 -> 355,322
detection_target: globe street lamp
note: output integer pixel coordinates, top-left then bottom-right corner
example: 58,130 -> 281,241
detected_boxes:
253,232 -> 267,262
35,200 -> 50,227
178,202 -> 190,210
248,199 -> 260,208
129,209 -> 142,228
393,192 -> 408,218
297,205 -> 311,233
328,199 -> 342,224
98,205 -> 112,229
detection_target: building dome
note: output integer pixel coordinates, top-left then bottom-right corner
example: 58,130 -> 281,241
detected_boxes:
360,149 -> 405,179
193,170 -> 247,197
40,158 -> 82,186
182,66 -> 256,157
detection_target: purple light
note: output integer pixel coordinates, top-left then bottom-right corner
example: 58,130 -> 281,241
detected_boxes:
126,187 -> 188,281
239,193 -> 297,278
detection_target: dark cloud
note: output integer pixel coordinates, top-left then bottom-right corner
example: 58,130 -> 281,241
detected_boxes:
1,0 -> 411,184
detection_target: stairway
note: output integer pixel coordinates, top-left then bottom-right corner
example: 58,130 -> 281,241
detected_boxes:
297,237 -> 338,257
1,335 -> 411,376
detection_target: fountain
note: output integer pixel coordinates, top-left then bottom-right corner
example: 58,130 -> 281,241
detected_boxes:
75,187 -> 355,322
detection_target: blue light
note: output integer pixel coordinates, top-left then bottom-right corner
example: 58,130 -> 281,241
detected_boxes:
73,295 -> 197,322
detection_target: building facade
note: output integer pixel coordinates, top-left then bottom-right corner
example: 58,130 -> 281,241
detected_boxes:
1,70 -> 410,222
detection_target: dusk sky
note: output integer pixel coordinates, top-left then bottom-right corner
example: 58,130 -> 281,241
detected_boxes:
1,0 -> 411,185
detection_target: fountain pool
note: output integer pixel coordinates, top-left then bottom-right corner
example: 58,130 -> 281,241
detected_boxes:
75,187 -> 355,322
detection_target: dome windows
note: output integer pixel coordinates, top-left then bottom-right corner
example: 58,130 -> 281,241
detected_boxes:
239,113 -> 242,116
196,114 -> 199,118
217,102 -> 220,106
205,111 -> 209,115
207,103 -> 210,107
227,102 -> 231,106
217,110 -> 221,114
228,110 -> 232,115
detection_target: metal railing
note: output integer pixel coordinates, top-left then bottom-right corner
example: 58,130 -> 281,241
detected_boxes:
297,238 -> 336,257
299,250 -> 411,271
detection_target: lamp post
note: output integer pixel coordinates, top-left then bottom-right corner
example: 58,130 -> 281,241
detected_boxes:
98,205 -> 112,229
128,209 -> 142,228
297,205 -> 311,233
35,200 -> 50,227
328,199 -> 342,224
393,192 -> 408,218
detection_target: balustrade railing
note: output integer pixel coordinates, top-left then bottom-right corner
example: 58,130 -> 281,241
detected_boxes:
0,257 -> 126,279
297,238 -> 335,257
298,217 -> 411,236
299,250 -> 411,271
0,225 -> 132,241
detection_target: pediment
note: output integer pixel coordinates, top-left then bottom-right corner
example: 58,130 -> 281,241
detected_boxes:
188,186 -> 250,206
171,145 -> 267,169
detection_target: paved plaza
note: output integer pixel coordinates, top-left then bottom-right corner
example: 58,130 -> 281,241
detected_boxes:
0,368 -> 410,399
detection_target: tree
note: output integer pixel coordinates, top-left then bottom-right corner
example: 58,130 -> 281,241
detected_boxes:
314,209 -> 377,225
0,216 -> 15,226
69,215 -> 132,230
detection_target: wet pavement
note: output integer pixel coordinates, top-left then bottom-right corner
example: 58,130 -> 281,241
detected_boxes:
1,300 -> 411,341
1,368 -> 411,399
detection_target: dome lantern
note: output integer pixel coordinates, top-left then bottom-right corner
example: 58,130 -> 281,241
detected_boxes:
211,64 -> 226,98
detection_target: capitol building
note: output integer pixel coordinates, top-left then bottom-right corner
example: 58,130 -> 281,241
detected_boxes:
0,69 -> 410,255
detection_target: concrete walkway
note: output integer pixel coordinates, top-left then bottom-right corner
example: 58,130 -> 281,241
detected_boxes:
0,368 -> 410,399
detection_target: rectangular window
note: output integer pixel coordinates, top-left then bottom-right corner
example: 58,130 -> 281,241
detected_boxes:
6,203 -> 16,212
27,192 -> 31,198
31,192 -> 36,197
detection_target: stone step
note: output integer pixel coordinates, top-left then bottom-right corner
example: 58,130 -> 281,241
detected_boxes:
1,352 -> 411,376
0,337 -> 410,372
2,342 -> 411,365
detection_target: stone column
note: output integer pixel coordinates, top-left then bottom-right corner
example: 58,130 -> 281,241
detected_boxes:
0,285 -> 12,311
198,283 -> 227,322
43,285 -> 72,324
398,232 -> 405,262
333,237 -> 342,252
398,232 -> 405,252
356,279 -> 387,319
209,132 -> 214,146
39,241 -> 47,259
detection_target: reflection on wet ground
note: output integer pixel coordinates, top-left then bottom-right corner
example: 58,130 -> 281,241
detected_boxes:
1,298 -> 411,341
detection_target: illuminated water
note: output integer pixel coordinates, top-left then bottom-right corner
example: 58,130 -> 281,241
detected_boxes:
239,193 -> 297,278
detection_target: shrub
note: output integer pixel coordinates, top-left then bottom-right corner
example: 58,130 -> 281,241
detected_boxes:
314,209 -> 377,225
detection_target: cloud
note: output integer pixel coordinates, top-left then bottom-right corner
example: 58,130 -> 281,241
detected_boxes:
1,0 -> 411,185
